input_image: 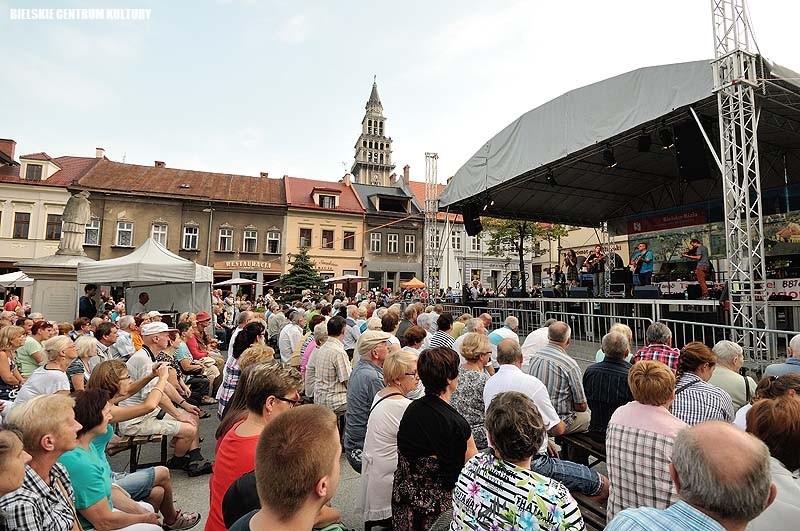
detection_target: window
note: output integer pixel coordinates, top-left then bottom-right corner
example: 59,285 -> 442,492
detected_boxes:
430,230 -> 441,249
13,212 -> 30,239
266,231 -> 281,254
218,228 -> 233,251
370,233 -> 381,253
470,236 -> 482,252
451,233 -> 461,251
151,223 -> 168,246
321,230 -> 334,249
387,233 -> 398,253
183,226 -> 199,250
319,195 -> 336,209
25,164 -> 42,181
243,230 -> 258,253
85,218 -> 100,245
343,231 -> 355,250
299,228 -> 312,248
45,214 -> 62,240
404,234 -> 415,254
116,221 -> 133,247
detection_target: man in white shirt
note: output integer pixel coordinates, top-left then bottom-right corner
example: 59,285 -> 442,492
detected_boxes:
227,310 -> 254,358
279,310 -> 306,366
128,291 -> 150,316
111,315 -> 137,360
520,318 -> 558,373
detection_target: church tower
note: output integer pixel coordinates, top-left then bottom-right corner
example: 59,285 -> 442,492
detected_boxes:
351,79 -> 394,186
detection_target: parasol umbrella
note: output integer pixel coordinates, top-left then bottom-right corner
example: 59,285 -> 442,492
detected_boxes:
213,278 -> 259,287
400,277 -> 425,289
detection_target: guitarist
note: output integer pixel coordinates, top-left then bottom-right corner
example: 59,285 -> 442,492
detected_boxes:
682,238 -> 710,298
629,242 -> 654,286
585,245 -> 607,296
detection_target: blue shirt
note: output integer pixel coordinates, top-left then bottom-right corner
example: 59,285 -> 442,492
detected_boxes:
632,250 -> 654,274
763,357 -> 800,377
606,500 -> 726,531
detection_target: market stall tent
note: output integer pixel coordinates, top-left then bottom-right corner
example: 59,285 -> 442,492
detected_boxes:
76,238 -> 213,314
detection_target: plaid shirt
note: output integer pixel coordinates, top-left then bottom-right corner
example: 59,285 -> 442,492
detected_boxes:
216,355 -> 241,419
671,373 -> 735,426
606,402 -> 686,521
527,344 -> 587,423
633,343 -> 681,372
310,337 -> 351,411
0,463 -> 75,531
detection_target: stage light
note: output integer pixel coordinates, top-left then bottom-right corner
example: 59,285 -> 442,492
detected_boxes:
659,126 -> 674,149
637,130 -> 652,152
546,170 -> 558,187
603,146 -> 617,168
482,198 -> 495,211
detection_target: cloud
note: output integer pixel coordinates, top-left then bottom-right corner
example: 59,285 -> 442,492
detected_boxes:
276,13 -> 310,43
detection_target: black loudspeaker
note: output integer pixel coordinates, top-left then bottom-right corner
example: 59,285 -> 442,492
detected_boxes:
674,120 -> 712,181
634,286 -> 662,299
569,287 -> 591,298
541,288 -> 557,298
611,268 -> 631,284
686,284 -> 702,300
462,205 -> 483,236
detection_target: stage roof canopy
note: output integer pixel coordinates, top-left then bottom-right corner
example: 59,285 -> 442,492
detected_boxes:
439,57 -> 800,228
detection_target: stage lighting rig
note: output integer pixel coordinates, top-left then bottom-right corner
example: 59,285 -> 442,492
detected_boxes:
602,146 -> 617,168
545,170 -> 558,187
658,126 -> 674,149
637,129 -> 652,152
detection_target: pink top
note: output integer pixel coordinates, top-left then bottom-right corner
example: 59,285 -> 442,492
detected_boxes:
300,339 -> 317,377
609,401 -> 687,438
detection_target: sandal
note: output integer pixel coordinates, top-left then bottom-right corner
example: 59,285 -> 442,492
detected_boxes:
200,396 -> 218,405
163,509 -> 201,530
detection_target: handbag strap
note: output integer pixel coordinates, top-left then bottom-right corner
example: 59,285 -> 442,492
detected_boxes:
675,378 -> 702,395
370,392 -> 404,414
743,372 -> 751,403
55,476 -> 84,531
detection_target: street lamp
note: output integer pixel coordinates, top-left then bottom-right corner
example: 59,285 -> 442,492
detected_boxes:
202,207 -> 214,266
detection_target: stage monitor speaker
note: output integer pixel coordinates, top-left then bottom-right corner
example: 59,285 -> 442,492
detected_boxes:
541,288 -> 557,298
611,268 -> 631,284
462,205 -> 483,236
634,286 -> 662,299
569,287 -> 591,298
674,120 -> 713,181
686,284 -> 702,300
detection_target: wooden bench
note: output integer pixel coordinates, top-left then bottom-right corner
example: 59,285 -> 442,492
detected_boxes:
556,432 -> 607,468
107,434 -> 168,472
571,492 -> 607,531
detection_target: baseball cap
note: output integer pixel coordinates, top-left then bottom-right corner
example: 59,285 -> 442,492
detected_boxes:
357,330 -> 392,357
195,311 -> 212,322
141,322 -> 177,336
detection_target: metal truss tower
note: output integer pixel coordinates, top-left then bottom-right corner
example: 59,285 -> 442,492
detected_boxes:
711,0 -> 769,351
424,152 -> 441,291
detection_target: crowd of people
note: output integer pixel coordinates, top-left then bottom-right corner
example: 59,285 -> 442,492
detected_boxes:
0,285 -> 798,530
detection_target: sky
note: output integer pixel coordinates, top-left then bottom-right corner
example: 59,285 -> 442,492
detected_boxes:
1,0 -> 798,184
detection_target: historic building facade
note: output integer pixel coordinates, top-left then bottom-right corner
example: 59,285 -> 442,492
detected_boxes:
351,80 -> 395,186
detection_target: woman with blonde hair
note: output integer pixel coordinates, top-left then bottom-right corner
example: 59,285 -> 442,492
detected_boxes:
0,326 -> 25,402
671,341 -> 735,425
450,332 -> 492,449
11,336 -> 78,408
66,335 -> 98,391
358,349 -> 419,526
595,322 -> 634,362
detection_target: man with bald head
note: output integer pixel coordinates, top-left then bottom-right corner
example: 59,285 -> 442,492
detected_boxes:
606,421 -> 776,530
528,321 -> 590,434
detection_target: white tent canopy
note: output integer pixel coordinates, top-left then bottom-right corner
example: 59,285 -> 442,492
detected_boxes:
0,271 -> 34,288
77,238 -> 213,313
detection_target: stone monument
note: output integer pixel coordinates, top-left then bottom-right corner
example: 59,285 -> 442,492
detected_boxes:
16,191 -> 96,321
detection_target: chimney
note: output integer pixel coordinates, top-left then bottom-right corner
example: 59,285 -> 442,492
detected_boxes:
389,172 -> 397,185
95,147 -> 105,159
154,161 -> 166,168
342,173 -> 352,186
0,139 -> 16,161
260,172 -> 269,178
403,164 -> 410,183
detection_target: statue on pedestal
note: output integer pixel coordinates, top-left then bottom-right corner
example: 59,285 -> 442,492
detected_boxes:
56,191 -> 91,256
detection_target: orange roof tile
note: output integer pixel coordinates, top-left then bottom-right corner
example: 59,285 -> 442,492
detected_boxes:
407,180 -> 462,222
284,176 -> 364,214
75,160 -> 286,205
0,156 -> 98,187
19,152 -> 59,165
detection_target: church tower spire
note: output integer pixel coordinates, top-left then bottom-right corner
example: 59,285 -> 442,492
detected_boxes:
351,77 -> 394,186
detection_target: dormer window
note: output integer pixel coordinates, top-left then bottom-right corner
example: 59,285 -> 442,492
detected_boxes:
25,164 -> 42,181
319,195 -> 336,209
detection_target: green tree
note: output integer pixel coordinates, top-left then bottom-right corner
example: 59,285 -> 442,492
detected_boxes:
483,219 -> 570,294
279,247 -> 326,302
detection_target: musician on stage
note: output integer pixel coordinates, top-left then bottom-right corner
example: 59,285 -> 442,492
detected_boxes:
552,265 -> 567,296
629,242 -> 654,286
682,238 -> 710,298
585,245 -> 606,297
564,249 -> 579,287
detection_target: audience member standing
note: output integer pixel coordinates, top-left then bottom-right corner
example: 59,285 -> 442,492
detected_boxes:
310,316 -> 351,416
450,332 -> 492,450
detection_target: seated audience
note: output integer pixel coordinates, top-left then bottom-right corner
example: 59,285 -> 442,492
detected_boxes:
226,405 -> 342,531
0,427 -> 31,498
734,373 -> 800,430
11,336 -> 77,408
520,318 -> 557,372
487,316 -> 520,366
594,323 -> 634,363
164,323 -> 214,407
67,336 -> 98,392
606,421 -> 776,530
450,332 -> 491,449
392,347 -> 478,531
0,325 -> 25,402
708,339 -> 757,409
632,322 -> 680,372
358,349 -> 418,525
16,320 -> 54,378
344,330 -> 392,473
745,396 -> 800,530
452,391 -> 585,530
0,394 -> 80,531
583,331 -> 633,440
605,360 -> 688,520
59,389 -> 163,530
671,342 -> 735,425
763,334 -> 800,377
